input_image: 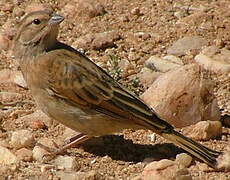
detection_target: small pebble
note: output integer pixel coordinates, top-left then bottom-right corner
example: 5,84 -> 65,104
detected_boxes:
54,155 -> 78,171
15,148 -> 33,162
175,153 -> 193,168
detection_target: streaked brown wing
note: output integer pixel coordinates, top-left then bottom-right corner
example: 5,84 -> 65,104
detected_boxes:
45,49 -> 169,130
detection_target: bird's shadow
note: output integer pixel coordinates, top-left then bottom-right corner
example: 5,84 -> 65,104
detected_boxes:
80,134 -> 184,163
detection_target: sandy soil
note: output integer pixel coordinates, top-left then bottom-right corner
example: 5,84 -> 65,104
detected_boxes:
0,0 -> 230,179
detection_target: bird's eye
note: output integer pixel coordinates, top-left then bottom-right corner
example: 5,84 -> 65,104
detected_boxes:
32,19 -> 41,25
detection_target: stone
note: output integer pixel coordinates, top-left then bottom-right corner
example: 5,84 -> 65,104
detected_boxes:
17,110 -> 53,128
141,64 -> 220,128
0,33 -> 10,51
167,36 -> 208,56
40,164 -> 55,173
10,129 -> 34,149
15,148 -> 33,162
138,67 -> 162,89
195,47 -> 230,74
32,146 -> 49,162
54,156 -> 78,171
131,7 -> 143,16
183,121 -> 222,141
0,70 -> 27,88
0,146 -> 18,165
145,56 -> 181,73
69,0 -> 106,18
56,170 -> 99,180
13,71 -> 27,88
177,12 -> 209,27
163,55 -> 184,65
142,159 -> 192,180
118,59 -> 135,78
72,31 -> 120,50
217,151 -> 230,171
175,153 -> 193,168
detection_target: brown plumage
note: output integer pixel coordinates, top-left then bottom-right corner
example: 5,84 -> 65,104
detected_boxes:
12,10 -> 221,168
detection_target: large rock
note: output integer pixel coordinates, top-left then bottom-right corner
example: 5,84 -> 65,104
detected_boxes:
141,64 -> 220,128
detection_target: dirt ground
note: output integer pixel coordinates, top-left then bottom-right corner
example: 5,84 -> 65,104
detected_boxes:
0,0 -> 230,179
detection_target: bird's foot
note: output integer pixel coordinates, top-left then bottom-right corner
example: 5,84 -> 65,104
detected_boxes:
36,133 -> 90,161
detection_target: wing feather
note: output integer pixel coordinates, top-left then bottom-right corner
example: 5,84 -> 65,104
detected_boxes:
45,49 -> 169,130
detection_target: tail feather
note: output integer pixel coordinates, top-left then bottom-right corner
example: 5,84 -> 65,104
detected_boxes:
162,129 -> 221,168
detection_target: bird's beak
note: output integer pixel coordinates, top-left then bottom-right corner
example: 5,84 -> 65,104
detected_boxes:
48,14 -> 64,25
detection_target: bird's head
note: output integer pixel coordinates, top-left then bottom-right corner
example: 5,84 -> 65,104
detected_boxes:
12,10 -> 64,58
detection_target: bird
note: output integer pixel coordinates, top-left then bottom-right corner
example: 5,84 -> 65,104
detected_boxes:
12,10 -> 220,168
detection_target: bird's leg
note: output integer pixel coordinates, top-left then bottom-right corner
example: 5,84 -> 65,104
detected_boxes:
37,133 -> 91,160
59,133 -> 91,154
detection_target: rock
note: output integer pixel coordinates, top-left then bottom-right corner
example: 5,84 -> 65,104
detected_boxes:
131,7 -> 143,16
163,55 -> 184,65
68,0 -> 106,18
118,59 -> 135,78
167,36 -> 208,56
145,56 -> 182,73
0,70 -> 13,83
183,121 -> 222,141
30,119 -> 46,130
10,129 -> 34,149
61,0 -> 106,18
194,47 -> 230,74
32,146 -> 49,162
175,153 -> 193,168
138,67 -> 162,89
142,159 -> 192,180
174,11 -> 187,19
56,170 -> 99,180
54,156 -> 78,171
0,70 -> 27,88
40,164 -> 55,173
141,64 -> 220,128
0,33 -> 10,51
17,110 -> 53,129
177,11 -> 209,26
217,151 -> 230,171
15,148 -> 33,162
72,31 -> 120,50
13,71 -> 27,88
0,146 -> 18,165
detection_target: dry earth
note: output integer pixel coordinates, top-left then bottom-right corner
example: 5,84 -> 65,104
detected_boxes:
0,0 -> 230,179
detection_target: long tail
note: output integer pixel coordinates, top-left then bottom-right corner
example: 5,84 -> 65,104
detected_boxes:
161,128 -> 221,168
